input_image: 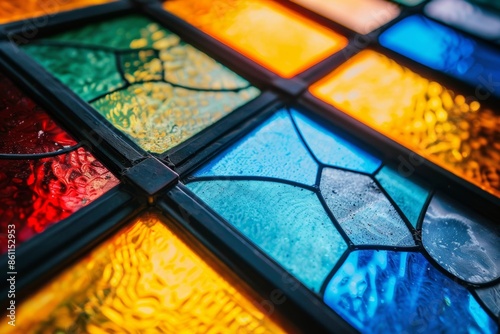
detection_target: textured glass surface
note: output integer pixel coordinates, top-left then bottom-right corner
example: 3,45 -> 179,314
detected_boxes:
0,0 -> 114,24
380,15 -> 500,98
425,0 -> 500,43
375,166 -> 430,227
476,284 -> 500,317
196,111 -> 318,185
422,193 -> 500,284
22,15 -> 259,154
0,149 -> 119,253
187,180 -> 347,292
0,73 -> 118,253
320,168 -> 414,246
291,0 -> 400,34
323,250 -> 498,333
164,0 -> 348,78
291,110 -> 381,174
310,50 -> 500,198
0,73 -> 77,154
0,213 -> 285,333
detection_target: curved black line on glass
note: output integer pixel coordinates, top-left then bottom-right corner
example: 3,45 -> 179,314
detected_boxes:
0,143 -> 82,160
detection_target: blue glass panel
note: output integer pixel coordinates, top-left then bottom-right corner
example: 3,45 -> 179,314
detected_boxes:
195,110 -> 318,185
375,166 -> 430,228
476,284 -> 500,317
186,180 -> 347,292
291,109 -> 381,174
324,250 -> 498,334
422,192 -> 500,284
380,15 -> 500,98
320,168 -> 414,246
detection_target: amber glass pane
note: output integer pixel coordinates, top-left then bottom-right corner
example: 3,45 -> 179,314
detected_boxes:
164,0 -> 348,78
310,50 -> 500,198
292,0 -> 400,35
0,0 -> 114,24
0,213 -> 284,333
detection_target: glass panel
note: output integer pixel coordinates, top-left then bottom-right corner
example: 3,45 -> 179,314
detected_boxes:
164,0 -> 348,78
425,0 -> 500,43
375,166 -> 430,228
187,180 -> 347,293
379,15 -> 500,98
0,74 -> 118,253
291,0 -> 400,35
195,111 -> 318,185
0,0 -> 114,24
476,284 -> 500,317
320,168 -> 414,246
422,192 -> 500,284
310,50 -> 500,198
323,250 -> 498,333
22,15 -> 260,154
0,213 -> 285,333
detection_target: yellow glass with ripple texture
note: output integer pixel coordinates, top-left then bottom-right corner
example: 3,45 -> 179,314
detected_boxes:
164,0 -> 348,78
310,50 -> 500,197
0,0 -> 114,24
0,213 -> 284,333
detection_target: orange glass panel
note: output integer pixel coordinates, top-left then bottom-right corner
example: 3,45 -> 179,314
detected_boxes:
310,50 -> 500,198
164,0 -> 348,78
0,0 -> 114,24
292,0 -> 400,34
0,213 -> 285,333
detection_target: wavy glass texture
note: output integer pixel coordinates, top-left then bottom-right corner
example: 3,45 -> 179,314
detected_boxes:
320,168 -> 414,246
0,0 -> 114,24
422,193 -> 500,284
291,0 -> 400,35
375,166 -> 430,227
187,180 -> 347,292
379,15 -> 500,98
0,213 -> 285,333
195,111 -> 318,185
164,0 -> 348,78
0,73 -> 77,154
0,148 -> 119,253
323,250 -> 498,334
22,15 -> 259,154
425,0 -> 500,43
310,50 -> 500,198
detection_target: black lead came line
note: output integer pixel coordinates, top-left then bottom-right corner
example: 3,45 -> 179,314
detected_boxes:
0,143 -> 82,160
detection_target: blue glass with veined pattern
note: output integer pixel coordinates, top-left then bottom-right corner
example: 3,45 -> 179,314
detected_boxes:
323,250 -> 498,333
380,15 -> 500,98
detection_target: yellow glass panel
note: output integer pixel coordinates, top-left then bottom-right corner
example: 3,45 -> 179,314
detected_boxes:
164,0 -> 348,78
0,213 -> 285,333
292,0 -> 400,35
310,50 -> 500,198
0,0 -> 114,24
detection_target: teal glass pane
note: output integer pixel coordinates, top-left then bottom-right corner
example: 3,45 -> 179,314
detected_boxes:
380,15 -> 500,98
422,193 -> 500,284
195,110 -> 318,185
187,180 -> 347,292
323,250 -> 498,333
320,168 -> 414,246
22,15 -> 259,154
291,109 -> 381,174
375,166 -> 430,228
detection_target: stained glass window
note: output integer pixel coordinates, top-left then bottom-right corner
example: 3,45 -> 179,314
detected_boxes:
1,0 -> 499,333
